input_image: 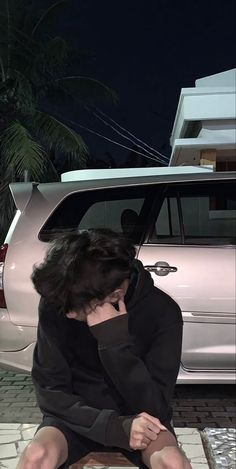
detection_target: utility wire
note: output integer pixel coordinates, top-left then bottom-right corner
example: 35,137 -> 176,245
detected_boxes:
40,71 -> 169,165
68,119 -> 167,165
47,73 -> 169,165
88,108 -> 168,165
90,106 -> 169,162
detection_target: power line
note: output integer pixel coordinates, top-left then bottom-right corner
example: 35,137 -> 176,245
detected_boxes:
68,119 -> 167,165
91,107 -> 169,162
88,108 -> 168,165
49,75 -> 169,165
41,74 -> 169,165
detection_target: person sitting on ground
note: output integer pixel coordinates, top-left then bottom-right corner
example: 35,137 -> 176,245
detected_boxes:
17,228 -> 192,469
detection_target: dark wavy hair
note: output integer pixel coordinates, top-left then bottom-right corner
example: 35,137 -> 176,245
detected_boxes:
31,228 -> 136,315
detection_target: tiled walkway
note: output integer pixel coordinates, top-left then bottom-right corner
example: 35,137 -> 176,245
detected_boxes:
1,371 -> 235,467
1,424 -> 235,469
0,424 -> 210,469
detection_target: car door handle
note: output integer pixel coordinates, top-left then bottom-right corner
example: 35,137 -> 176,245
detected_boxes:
145,261 -> 178,276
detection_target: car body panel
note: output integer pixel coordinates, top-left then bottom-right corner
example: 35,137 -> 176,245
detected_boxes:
139,245 -> 235,314
138,245 -> 236,371
1,169 -> 235,382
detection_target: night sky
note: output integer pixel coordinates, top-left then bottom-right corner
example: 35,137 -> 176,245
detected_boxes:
57,0 -> 236,165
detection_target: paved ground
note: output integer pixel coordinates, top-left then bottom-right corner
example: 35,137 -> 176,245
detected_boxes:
0,424 -> 212,469
0,368 -> 235,428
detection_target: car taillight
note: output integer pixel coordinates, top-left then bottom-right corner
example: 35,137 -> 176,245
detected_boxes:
0,244 -> 8,308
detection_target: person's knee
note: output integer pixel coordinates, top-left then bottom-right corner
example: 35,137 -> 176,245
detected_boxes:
17,441 -> 45,468
20,440 -> 57,468
152,447 -> 189,469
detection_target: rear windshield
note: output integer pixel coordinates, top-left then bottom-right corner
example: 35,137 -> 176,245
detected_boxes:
39,186 -> 154,243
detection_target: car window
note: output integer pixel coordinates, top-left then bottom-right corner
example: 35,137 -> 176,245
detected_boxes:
39,186 -> 154,243
148,181 -> 236,245
79,198 -> 143,232
149,196 -> 182,244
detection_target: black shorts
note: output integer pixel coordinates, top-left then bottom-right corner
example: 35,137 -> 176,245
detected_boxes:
37,416 -> 176,469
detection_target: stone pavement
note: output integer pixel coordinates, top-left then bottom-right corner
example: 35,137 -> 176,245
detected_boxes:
0,424 -> 236,469
0,424 -> 211,469
0,369 -> 236,469
0,369 -> 235,427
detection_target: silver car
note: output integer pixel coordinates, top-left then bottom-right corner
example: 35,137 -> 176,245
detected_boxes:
0,167 -> 235,383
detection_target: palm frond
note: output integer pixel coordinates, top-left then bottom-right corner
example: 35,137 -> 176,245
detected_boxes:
9,70 -> 36,114
0,12 -> 40,75
0,178 -> 16,242
28,37 -> 69,86
0,121 -> 46,178
10,26 -> 39,56
44,37 -> 69,68
0,1 -> 10,78
55,76 -> 119,104
32,110 -> 88,167
0,55 -> 6,81
31,0 -> 70,38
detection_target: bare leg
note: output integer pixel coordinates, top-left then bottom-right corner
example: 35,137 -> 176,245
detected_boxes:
16,426 -> 68,469
141,430 -> 192,469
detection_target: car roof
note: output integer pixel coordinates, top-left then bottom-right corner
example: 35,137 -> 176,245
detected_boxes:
61,166 -> 214,182
39,170 -> 236,192
9,170 -> 236,212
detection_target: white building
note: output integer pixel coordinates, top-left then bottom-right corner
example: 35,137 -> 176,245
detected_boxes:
169,69 -> 236,170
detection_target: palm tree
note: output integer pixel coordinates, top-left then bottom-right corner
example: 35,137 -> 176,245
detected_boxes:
0,0 -> 117,239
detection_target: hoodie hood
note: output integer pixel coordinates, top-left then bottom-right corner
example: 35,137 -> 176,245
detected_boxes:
125,259 -> 154,309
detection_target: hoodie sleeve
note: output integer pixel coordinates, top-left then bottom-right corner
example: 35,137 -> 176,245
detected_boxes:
31,299 -> 131,449
90,298 -> 183,423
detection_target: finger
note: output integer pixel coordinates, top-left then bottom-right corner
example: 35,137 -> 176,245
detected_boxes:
93,302 -> 118,318
136,443 -> 148,450
118,298 -> 127,314
137,437 -> 150,449
141,413 -> 167,430
143,437 -> 151,446
134,427 -> 158,440
96,303 -> 113,313
138,420 -> 161,435
146,422 -> 162,434
132,439 -> 150,450
144,428 -> 158,440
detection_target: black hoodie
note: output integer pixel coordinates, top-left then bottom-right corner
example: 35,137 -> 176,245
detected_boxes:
32,260 -> 183,450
